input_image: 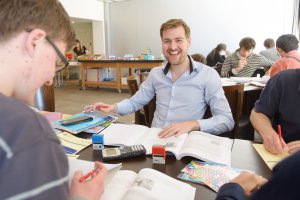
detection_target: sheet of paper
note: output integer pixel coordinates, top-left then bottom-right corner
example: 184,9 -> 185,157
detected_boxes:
58,131 -> 91,154
68,158 -> 122,186
102,123 -> 152,146
252,143 -> 289,169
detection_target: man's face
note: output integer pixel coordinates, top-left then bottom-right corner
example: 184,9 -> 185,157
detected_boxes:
161,26 -> 191,66
15,38 -> 66,105
239,47 -> 253,58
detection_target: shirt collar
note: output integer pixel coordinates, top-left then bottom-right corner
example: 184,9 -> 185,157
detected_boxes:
162,55 -> 199,75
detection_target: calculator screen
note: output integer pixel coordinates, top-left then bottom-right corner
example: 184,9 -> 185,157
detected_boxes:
106,149 -> 117,156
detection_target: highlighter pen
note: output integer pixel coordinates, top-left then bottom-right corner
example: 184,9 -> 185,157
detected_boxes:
277,124 -> 283,146
79,168 -> 98,183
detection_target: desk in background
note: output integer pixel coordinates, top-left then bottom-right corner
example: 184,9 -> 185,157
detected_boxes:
78,59 -> 164,92
78,139 -> 272,200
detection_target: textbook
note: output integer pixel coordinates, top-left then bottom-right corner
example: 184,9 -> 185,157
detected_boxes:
52,112 -> 110,134
102,124 -> 233,166
84,115 -> 118,134
101,168 -> 195,200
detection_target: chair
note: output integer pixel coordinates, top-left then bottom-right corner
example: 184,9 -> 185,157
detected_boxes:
222,84 -> 244,138
214,63 -> 223,75
127,76 -> 156,127
34,84 -> 55,112
127,76 -> 146,126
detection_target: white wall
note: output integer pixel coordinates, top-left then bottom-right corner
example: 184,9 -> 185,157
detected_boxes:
73,22 -> 93,53
108,0 -> 295,57
93,21 -> 106,54
59,0 -> 104,21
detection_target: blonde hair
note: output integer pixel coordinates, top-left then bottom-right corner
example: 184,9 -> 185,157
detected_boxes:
160,19 -> 190,38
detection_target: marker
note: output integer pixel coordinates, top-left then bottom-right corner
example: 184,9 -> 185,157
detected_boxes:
79,168 -> 98,183
278,124 -> 283,146
96,105 -> 109,109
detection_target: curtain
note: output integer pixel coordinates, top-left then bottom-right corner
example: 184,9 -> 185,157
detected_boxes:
292,0 -> 300,40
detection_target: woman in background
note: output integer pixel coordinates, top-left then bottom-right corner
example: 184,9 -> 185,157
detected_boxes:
73,39 -> 87,57
206,43 -> 227,67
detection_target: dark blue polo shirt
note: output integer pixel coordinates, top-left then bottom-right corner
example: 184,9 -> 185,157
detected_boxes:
254,69 -> 300,143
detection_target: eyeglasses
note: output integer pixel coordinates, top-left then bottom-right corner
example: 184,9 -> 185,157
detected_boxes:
26,29 -> 69,70
45,36 -> 69,69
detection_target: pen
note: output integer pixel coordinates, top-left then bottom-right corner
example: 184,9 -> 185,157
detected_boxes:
79,168 -> 98,183
278,124 -> 283,146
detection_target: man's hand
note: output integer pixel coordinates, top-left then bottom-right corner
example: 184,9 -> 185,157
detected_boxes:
70,162 -> 107,200
287,140 -> 300,154
262,132 -> 289,154
236,58 -> 247,72
158,121 -> 199,138
83,102 -> 117,113
231,172 -> 268,196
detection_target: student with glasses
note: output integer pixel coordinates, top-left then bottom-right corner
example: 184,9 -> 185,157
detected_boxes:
0,0 -> 106,199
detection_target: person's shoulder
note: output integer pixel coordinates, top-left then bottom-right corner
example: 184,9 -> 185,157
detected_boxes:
0,95 -> 52,135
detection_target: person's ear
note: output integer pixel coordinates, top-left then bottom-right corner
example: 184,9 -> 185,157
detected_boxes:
25,28 -> 46,57
187,37 -> 191,48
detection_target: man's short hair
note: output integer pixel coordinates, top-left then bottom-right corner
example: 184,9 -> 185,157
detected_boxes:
239,37 -> 256,50
0,0 -> 75,50
160,19 -> 190,39
276,34 -> 299,53
264,38 -> 275,48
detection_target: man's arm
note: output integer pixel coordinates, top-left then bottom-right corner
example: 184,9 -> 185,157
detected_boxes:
198,72 -> 234,134
221,56 -> 233,77
250,109 -> 288,154
259,55 -> 274,69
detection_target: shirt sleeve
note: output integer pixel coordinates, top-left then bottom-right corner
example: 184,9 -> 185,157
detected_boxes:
253,76 -> 280,118
117,71 -> 156,115
259,55 -> 274,68
215,183 -> 246,200
198,72 -> 234,134
221,56 -> 235,77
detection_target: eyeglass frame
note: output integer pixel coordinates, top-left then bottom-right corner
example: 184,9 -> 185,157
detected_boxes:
26,29 -> 69,70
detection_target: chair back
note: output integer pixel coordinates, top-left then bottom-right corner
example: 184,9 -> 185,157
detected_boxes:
223,84 -> 244,138
127,76 -> 155,127
214,63 -> 223,75
34,84 -> 55,112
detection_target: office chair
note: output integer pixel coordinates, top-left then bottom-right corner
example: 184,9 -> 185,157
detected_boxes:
34,84 -> 55,112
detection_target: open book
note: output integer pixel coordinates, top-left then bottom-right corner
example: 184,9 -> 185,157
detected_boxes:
102,124 -> 233,166
101,168 -> 195,200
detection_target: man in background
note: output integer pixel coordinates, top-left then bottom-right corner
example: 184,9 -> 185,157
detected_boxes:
0,0 -> 106,199
85,19 -> 234,138
259,38 -> 280,62
221,37 -> 273,77
269,34 -> 300,77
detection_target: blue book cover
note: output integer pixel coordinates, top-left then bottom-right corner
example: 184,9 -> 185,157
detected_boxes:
52,112 -> 108,134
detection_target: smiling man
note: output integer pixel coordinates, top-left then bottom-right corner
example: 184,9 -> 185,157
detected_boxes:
86,19 -> 233,138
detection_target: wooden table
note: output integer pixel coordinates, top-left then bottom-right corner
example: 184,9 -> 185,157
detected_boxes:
78,59 -> 164,92
78,139 -> 272,200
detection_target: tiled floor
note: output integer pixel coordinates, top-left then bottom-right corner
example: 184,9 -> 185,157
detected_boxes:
55,82 -> 134,124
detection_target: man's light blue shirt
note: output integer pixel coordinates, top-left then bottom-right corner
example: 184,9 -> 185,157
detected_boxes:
117,57 -> 234,134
